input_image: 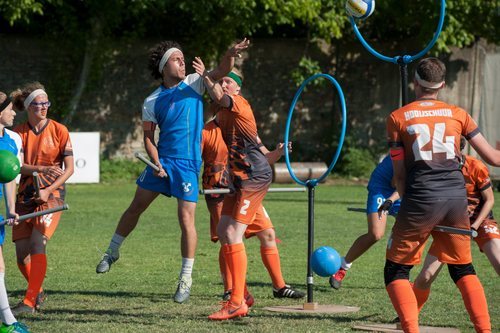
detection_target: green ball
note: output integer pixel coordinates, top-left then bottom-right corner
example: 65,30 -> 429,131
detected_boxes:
0,149 -> 20,183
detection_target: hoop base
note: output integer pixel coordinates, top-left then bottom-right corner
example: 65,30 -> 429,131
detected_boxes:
353,323 -> 459,333
263,303 -> 360,314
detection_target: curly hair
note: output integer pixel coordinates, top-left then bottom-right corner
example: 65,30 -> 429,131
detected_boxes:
148,41 -> 182,80
11,81 -> 46,111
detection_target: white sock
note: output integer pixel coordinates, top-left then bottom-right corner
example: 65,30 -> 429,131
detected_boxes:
341,257 -> 352,271
0,273 -> 17,325
180,258 -> 194,279
108,233 -> 125,256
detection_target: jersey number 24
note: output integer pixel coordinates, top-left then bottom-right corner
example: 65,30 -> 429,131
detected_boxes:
407,123 -> 454,161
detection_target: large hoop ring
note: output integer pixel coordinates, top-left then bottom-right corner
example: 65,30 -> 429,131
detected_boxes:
284,73 -> 347,187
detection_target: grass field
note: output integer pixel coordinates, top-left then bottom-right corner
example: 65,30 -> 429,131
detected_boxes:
3,183 -> 499,332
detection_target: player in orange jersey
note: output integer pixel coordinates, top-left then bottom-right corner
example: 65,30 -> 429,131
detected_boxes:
397,138 -> 500,323
193,65 -> 286,320
10,83 -> 74,315
201,119 -> 304,306
386,58 -> 500,333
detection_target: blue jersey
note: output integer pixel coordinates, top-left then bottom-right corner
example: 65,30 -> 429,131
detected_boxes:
142,74 -> 206,161
367,155 -> 394,193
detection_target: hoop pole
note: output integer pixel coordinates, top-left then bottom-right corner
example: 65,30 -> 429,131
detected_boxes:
398,59 -> 409,106
306,183 -> 315,303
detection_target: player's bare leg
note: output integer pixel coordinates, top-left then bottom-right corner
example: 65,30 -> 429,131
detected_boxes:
331,212 -> 387,289
174,199 -> 197,303
96,187 -> 158,274
481,239 -> 500,275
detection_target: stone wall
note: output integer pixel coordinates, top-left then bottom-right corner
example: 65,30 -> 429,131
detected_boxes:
0,35 -> 496,162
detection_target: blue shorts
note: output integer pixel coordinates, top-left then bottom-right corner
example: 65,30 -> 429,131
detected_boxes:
136,158 -> 202,203
0,218 -> 5,246
366,190 -> 400,216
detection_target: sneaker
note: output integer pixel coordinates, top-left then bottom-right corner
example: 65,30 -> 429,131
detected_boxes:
96,249 -> 119,274
329,268 -> 347,290
35,291 -> 47,311
11,302 -> 35,316
222,290 -> 231,301
0,322 -> 30,333
244,292 -> 255,308
208,301 -> 249,320
273,284 -> 306,299
173,276 -> 192,303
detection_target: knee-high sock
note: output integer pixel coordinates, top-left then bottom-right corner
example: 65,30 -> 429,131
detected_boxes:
219,246 -> 232,291
17,262 -> 30,282
224,243 -> 247,306
260,246 -> 286,289
23,253 -> 47,308
386,279 -> 419,333
456,275 -> 491,333
0,273 -> 16,325
412,284 -> 430,313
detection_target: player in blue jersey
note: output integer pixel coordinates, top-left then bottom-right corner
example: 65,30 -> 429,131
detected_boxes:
0,92 -> 30,333
330,155 -> 400,289
95,39 -> 250,304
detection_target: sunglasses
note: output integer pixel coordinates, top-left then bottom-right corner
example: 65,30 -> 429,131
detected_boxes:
30,101 -> 51,109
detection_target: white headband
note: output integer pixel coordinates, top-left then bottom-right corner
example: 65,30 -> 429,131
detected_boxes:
158,47 -> 182,74
24,89 -> 47,110
415,72 -> 444,89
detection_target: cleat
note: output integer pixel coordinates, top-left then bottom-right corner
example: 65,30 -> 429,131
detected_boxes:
244,292 -> 255,308
11,302 -> 35,316
0,322 -> 30,333
208,301 -> 248,320
174,276 -> 192,303
35,291 -> 47,311
222,290 -> 231,301
329,268 -> 347,290
96,250 -> 119,274
273,284 -> 305,299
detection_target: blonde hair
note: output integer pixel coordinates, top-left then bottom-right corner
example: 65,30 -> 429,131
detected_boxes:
11,82 -> 46,111
0,92 -> 7,105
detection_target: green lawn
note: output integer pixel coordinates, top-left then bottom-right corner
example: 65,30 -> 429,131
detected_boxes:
3,183 -> 498,332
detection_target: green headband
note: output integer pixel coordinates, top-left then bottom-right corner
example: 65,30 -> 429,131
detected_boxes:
227,71 -> 243,87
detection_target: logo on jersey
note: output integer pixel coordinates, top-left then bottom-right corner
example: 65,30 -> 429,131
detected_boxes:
484,225 -> 499,235
419,101 -> 435,107
182,182 -> 192,193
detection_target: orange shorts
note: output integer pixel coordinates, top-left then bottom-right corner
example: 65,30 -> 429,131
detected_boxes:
13,195 -> 65,241
474,217 -> 500,251
386,198 -> 472,265
206,194 -> 273,242
221,176 -> 271,225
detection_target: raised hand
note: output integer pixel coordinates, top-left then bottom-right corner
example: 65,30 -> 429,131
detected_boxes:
192,57 -> 208,77
227,38 -> 250,58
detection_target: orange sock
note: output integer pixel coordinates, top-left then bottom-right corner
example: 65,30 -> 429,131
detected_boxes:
17,262 -> 31,282
23,253 -> 47,308
219,246 -> 232,291
260,246 -> 285,289
224,243 -> 247,306
412,285 -> 430,313
456,275 -> 491,333
386,279 -> 419,333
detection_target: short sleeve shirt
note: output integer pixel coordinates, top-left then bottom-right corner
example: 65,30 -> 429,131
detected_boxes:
142,74 -> 205,161
386,99 -> 479,200
214,95 -> 271,182
367,155 -> 395,193
14,120 -> 73,202
0,129 -> 22,201
201,120 -> 230,190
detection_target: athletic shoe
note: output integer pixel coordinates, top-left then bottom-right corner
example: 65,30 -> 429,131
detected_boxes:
96,249 -> 119,274
208,301 -> 249,320
329,268 -> 347,290
0,322 -> 30,333
173,276 -> 192,303
11,302 -> 35,316
273,284 -> 306,299
222,290 -> 231,301
244,292 -> 255,307
35,291 -> 47,311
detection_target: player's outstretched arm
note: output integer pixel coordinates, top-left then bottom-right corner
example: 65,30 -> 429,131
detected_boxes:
143,122 -> 167,178
471,186 -> 494,231
192,57 -> 231,108
469,133 -> 500,167
259,141 -> 292,165
208,38 -> 250,81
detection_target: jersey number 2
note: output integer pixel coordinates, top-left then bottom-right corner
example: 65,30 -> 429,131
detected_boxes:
407,123 -> 454,161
